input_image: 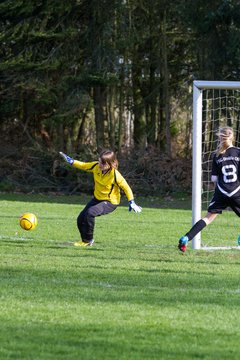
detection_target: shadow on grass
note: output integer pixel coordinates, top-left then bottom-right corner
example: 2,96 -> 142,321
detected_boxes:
1,262 -> 240,308
0,192 -> 192,209
1,321 -> 236,360
47,244 -> 105,252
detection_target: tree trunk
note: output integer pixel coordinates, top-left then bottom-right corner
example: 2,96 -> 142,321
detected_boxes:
75,112 -> 87,152
146,64 -> 157,146
162,10 -> 171,157
132,60 -> 145,147
93,86 -> 106,151
107,86 -> 116,150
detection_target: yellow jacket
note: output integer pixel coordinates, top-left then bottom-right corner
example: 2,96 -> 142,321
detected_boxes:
73,160 -> 134,205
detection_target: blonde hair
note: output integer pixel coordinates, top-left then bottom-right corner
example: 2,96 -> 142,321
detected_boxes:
99,149 -> 118,169
216,127 -> 234,156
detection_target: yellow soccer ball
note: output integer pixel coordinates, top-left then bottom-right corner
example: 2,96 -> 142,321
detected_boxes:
19,213 -> 38,231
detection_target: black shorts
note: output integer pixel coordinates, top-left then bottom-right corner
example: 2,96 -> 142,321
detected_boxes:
208,188 -> 240,217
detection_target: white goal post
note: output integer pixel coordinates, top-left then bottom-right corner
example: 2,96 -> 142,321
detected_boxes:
192,80 -> 240,249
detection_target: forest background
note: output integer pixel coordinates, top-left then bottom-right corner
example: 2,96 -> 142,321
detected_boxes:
1,0 -> 240,196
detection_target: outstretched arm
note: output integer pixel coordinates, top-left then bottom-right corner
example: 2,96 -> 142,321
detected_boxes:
59,152 -> 74,165
59,152 -> 99,172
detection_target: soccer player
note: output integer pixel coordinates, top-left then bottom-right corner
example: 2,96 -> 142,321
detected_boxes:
59,149 -> 142,247
178,126 -> 240,252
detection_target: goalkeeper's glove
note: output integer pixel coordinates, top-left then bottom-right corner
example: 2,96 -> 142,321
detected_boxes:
129,200 -> 142,213
59,152 -> 74,165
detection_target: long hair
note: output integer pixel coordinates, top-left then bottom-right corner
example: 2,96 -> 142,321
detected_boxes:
99,149 -> 118,169
216,127 -> 234,156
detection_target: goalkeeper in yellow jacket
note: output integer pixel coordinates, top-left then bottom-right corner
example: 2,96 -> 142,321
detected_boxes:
59,149 -> 142,247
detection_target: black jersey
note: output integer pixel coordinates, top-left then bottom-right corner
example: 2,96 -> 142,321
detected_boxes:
212,146 -> 240,197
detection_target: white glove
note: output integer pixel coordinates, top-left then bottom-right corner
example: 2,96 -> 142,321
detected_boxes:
129,200 -> 142,213
59,152 -> 74,165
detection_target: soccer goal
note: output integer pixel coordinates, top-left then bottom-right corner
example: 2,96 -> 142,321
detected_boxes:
192,80 -> 240,250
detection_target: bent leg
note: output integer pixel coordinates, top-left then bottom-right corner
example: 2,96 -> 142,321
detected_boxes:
77,199 -> 117,241
77,198 -> 97,240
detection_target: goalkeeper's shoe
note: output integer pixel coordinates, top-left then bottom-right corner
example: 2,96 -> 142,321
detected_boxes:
178,236 -> 189,252
74,239 -> 94,247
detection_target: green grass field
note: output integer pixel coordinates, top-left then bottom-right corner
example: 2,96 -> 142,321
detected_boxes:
1,193 -> 240,360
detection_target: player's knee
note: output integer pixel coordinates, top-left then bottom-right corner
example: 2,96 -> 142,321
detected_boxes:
87,208 -> 98,218
203,217 -> 210,226
203,213 -> 217,225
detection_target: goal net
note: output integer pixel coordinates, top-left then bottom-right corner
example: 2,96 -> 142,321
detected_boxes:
192,80 -> 240,249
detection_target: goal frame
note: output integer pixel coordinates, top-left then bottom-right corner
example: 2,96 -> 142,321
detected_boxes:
192,80 -> 240,249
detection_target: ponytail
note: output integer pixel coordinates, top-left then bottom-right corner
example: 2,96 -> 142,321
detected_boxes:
216,127 -> 234,156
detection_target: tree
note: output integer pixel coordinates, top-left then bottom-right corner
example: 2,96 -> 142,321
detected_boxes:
0,0 -> 95,151
180,0 -> 240,80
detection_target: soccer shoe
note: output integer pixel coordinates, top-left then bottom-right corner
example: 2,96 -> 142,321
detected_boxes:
178,236 -> 189,252
74,240 -> 94,247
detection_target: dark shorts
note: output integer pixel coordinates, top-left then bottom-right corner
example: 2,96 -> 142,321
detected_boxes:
208,188 -> 240,217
